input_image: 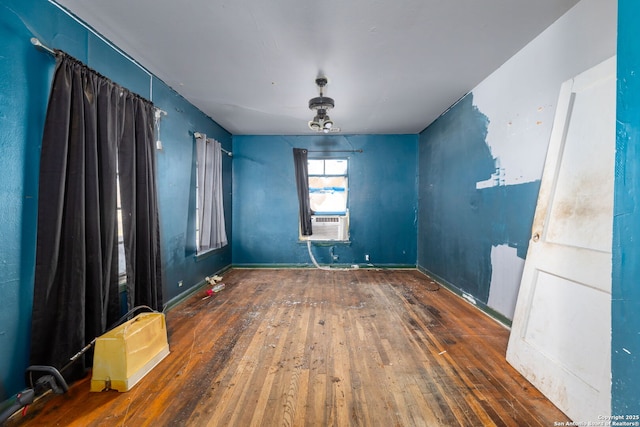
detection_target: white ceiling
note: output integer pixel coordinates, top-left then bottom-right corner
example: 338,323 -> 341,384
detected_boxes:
55,0 -> 579,135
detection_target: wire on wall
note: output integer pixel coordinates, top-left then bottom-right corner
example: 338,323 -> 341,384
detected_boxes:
306,240 -> 356,271
47,1 -> 153,77
154,109 -> 167,150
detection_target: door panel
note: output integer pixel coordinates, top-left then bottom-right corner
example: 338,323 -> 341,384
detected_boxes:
525,271 -> 610,389
506,56 -> 615,421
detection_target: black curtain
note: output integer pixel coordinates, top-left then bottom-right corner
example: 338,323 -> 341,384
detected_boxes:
293,148 -> 312,236
118,94 -> 163,311
30,52 -> 163,383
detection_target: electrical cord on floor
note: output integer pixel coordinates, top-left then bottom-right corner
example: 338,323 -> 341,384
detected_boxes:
306,240 -> 441,293
306,240 -> 356,271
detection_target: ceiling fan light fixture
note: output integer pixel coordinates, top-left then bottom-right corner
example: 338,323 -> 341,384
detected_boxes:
308,96 -> 335,111
308,119 -> 321,131
307,76 -> 339,133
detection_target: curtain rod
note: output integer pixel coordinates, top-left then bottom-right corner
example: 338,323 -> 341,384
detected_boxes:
31,37 -> 55,55
31,37 -> 166,118
193,132 -> 233,157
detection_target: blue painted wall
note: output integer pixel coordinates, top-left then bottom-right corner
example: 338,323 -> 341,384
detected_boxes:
232,135 -> 418,267
417,94 -> 538,305
613,0 -> 640,414
152,81 -> 232,303
0,0 -> 231,402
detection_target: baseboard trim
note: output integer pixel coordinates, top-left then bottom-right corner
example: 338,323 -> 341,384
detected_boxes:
163,265 -> 232,311
231,263 -> 417,270
416,266 -> 512,328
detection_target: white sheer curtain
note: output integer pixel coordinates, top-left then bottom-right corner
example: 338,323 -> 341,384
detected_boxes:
197,134 -> 227,251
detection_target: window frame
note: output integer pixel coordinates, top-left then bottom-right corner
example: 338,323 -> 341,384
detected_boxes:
308,158 -> 349,216
193,137 -> 228,258
301,157 -> 350,243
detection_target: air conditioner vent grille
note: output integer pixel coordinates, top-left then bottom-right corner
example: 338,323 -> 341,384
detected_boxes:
315,217 -> 339,223
306,214 -> 349,241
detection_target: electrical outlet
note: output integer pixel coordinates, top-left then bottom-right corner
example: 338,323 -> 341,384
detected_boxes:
365,254 -> 370,262
178,280 -> 183,287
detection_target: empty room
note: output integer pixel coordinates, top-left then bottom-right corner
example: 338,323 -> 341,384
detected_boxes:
1,0 -> 638,425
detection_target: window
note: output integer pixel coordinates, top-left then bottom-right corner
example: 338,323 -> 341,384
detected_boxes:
303,158 -> 349,241
308,158 -> 348,214
195,160 -> 201,251
195,135 -> 228,254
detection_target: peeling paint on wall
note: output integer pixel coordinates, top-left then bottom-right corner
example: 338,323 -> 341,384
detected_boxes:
487,245 -> 525,319
418,93 -> 539,306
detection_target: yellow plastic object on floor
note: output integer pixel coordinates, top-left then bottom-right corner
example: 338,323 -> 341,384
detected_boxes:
90,312 -> 170,392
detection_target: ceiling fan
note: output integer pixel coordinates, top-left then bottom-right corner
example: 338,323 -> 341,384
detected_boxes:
308,77 -> 340,133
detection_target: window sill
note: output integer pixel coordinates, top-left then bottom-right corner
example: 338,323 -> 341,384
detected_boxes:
298,239 -> 351,246
193,245 -> 226,262
312,211 -> 348,216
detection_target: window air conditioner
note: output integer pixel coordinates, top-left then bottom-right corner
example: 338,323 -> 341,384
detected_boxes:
307,215 -> 349,241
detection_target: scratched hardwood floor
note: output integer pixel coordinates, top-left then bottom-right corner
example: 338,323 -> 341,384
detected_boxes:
7,269 -> 567,426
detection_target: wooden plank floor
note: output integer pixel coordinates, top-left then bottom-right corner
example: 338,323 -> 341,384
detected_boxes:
7,269 -> 567,426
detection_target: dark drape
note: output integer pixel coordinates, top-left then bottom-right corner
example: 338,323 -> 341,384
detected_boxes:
293,148 -> 312,236
118,95 -> 163,311
30,52 -> 163,383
